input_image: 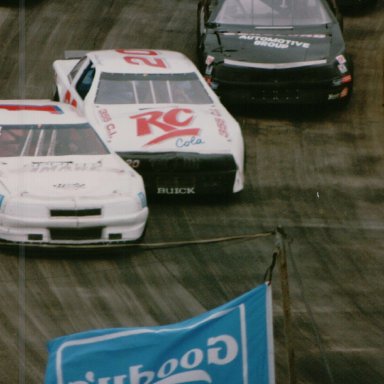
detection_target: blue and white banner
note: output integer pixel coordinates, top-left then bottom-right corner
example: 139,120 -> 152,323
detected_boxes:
45,283 -> 275,384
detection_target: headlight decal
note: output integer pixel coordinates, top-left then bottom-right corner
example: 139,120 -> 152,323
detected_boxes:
137,192 -> 147,208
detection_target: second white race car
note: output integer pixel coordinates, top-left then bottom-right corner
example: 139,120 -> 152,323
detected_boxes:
53,49 -> 244,195
0,100 -> 148,245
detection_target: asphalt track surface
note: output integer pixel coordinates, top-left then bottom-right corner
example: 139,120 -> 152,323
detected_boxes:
0,1 -> 383,383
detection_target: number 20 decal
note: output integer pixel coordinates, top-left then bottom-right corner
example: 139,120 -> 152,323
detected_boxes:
116,49 -> 167,69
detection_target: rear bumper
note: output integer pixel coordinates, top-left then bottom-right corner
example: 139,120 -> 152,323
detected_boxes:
215,82 -> 352,105
119,152 -> 244,195
210,62 -> 353,104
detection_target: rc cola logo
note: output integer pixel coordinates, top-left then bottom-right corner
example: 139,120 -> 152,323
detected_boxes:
45,284 -> 275,384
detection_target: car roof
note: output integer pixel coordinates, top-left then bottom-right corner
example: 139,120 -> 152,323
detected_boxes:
0,100 -> 87,125
85,49 -> 198,74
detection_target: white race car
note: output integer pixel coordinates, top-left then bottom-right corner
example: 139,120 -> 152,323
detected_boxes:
53,49 -> 244,195
0,100 -> 148,245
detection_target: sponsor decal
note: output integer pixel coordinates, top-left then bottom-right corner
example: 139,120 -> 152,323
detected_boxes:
130,108 -> 201,146
340,87 -> 349,98
0,105 -> 64,114
336,54 -> 346,64
27,161 -> 102,173
97,108 -> 117,142
210,108 -> 230,139
204,55 -> 215,85
104,123 -> 118,141
44,284 -> 274,384
116,49 -> 168,69
287,34 -> 326,38
71,335 -> 236,384
175,136 -> 204,148
238,34 -> 311,49
225,32 -> 325,38
337,63 -> 348,74
205,55 -> 215,66
53,183 -> 86,190
328,92 -> 340,100
98,108 -> 113,123
157,187 -> 196,194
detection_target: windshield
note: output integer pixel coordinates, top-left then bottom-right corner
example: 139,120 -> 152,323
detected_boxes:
214,0 -> 332,26
95,72 -> 213,105
0,123 -> 109,157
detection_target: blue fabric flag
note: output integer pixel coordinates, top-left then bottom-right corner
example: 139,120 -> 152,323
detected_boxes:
45,283 -> 275,384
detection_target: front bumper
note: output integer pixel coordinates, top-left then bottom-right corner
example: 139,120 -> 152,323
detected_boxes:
0,196 -> 148,244
118,152 -> 243,195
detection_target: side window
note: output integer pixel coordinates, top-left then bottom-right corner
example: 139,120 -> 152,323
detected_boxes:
69,56 -> 88,82
75,63 -> 96,100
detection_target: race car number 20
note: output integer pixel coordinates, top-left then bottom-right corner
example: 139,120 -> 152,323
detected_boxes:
116,49 -> 167,69
125,159 -> 141,169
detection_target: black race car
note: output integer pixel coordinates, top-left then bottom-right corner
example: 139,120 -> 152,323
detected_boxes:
197,0 -> 353,105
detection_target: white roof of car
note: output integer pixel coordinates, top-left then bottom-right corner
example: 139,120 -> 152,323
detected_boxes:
85,49 -> 198,74
0,100 -> 85,125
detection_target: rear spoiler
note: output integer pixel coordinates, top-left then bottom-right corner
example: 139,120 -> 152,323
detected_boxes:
64,50 -> 89,59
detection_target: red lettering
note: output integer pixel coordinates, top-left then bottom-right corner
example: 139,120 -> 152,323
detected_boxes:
131,111 -> 175,136
130,108 -> 200,146
116,49 -> 167,68
98,108 -> 112,123
106,123 -> 117,135
131,108 -> 194,136
163,108 -> 194,127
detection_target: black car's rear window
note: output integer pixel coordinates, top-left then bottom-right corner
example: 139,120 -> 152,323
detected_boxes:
214,0 -> 332,26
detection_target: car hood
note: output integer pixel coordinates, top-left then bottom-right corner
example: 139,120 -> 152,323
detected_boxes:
0,156 -> 136,198
212,28 -> 332,65
89,104 -> 236,154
